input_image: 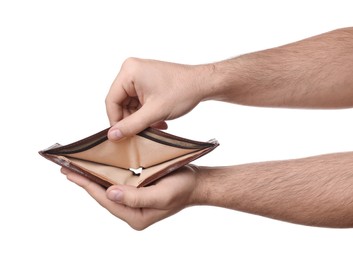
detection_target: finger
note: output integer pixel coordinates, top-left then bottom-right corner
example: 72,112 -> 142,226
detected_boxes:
106,184 -> 170,209
65,171 -> 109,209
65,171 -> 104,195
64,170 -> 126,210
116,207 -> 174,231
105,89 -> 126,126
60,167 -> 72,175
64,169 -> 177,230
105,76 -> 134,126
108,102 -> 164,140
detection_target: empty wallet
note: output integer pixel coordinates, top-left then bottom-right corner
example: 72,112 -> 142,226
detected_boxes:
39,127 -> 219,188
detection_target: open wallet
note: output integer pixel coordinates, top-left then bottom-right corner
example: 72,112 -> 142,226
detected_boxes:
39,127 -> 219,188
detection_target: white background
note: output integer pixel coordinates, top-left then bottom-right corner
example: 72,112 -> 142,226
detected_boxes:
1,0 -> 353,259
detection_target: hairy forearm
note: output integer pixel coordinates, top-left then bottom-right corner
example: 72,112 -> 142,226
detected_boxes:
192,152 -> 353,228
205,27 -> 353,108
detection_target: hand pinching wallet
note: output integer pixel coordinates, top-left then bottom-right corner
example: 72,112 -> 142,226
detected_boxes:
39,127 -> 219,188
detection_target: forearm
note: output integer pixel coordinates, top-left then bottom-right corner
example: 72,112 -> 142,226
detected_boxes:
203,27 -> 353,108
191,152 -> 353,228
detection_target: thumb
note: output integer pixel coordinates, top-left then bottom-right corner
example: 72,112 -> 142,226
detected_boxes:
108,103 -> 164,140
107,185 -> 164,208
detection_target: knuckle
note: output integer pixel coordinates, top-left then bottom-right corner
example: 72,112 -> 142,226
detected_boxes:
114,57 -> 141,86
105,95 -> 113,107
104,96 -> 109,105
122,57 -> 140,70
121,211 -> 146,231
128,215 -> 152,231
129,221 -> 148,231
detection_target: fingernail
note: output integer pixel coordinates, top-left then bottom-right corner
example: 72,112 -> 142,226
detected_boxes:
109,129 -> 123,140
108,189 -> 123,202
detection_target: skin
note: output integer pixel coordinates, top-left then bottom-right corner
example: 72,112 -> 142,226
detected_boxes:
62,27 -> 353,230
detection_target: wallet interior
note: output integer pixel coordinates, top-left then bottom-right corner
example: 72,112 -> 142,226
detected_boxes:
40,128 -> 218,187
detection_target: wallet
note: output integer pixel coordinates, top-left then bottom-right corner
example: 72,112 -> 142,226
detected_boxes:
39,127 -> 219,188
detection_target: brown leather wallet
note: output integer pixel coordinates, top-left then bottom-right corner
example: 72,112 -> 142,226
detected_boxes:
39,127 -> 219,188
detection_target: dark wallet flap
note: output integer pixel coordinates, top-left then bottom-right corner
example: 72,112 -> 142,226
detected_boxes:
39,127 -> 219,188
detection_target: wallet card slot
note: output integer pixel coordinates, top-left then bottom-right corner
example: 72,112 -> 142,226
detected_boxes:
45,129 -> 109,155
138,128 -> 214,149
68,157 -> 134,186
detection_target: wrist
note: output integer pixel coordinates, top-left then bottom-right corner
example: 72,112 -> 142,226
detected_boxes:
188,165 -> 239,209
197,59 -> 244,102
186,64 -> 217,103
188,166 -> 217,206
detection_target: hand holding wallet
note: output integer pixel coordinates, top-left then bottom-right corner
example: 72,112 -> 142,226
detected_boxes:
39,127 -> 219,188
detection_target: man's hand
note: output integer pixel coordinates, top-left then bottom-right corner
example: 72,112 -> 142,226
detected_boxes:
105,58 -> 215,140
106,28 -> 353,142
61,165 -> 199,230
